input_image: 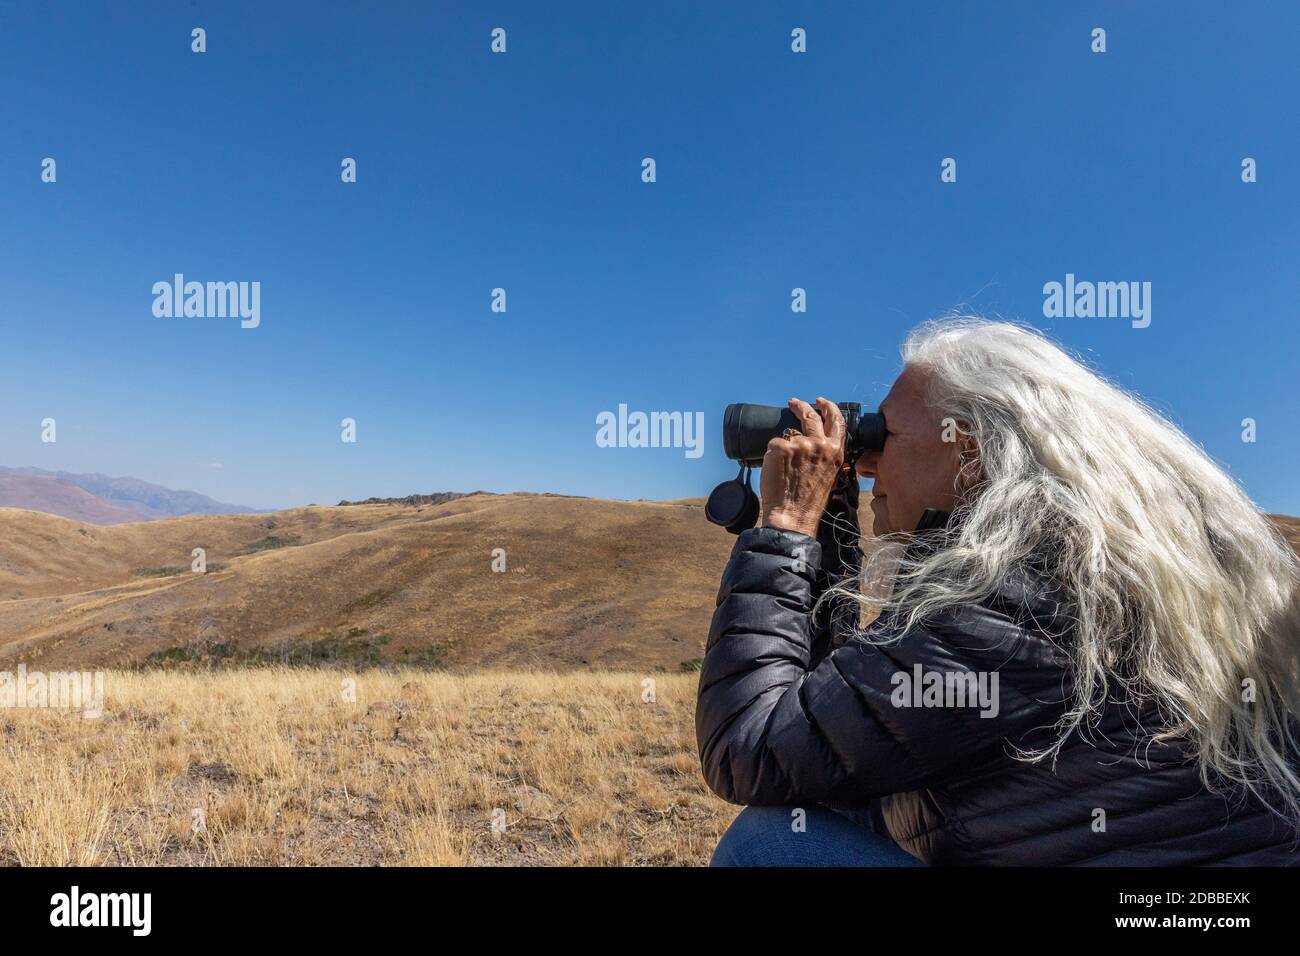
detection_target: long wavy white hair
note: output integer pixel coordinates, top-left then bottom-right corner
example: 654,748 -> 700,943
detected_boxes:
845,317 -> 1300,820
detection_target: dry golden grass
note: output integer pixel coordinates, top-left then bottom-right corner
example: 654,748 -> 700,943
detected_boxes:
0,669 -> 735,866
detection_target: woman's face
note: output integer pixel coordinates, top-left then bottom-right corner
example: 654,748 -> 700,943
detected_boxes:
855,365 -> 966,537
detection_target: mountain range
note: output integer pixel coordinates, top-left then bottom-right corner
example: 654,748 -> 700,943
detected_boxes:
0,466 -> 261,523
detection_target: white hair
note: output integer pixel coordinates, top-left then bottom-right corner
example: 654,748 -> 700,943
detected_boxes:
842,317 -> 1300,820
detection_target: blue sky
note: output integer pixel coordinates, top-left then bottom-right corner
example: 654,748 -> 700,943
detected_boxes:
2,1 -> 1297,513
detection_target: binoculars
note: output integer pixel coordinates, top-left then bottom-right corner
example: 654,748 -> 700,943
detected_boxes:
706,401 -> 887,533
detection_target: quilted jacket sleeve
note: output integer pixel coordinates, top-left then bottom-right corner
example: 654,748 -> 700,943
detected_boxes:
695,526 -> 1070,807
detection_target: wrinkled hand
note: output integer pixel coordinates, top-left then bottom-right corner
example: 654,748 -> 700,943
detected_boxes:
760,398 -> 846,538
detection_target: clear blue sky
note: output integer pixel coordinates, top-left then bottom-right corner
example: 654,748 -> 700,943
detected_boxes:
2,1 -> 1297,513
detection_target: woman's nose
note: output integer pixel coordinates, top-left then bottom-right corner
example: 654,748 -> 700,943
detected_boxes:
854,450 -> 878,478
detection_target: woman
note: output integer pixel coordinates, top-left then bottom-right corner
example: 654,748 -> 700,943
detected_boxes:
697,318 -> 1300,865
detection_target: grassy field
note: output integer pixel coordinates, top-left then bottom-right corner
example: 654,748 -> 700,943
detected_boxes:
0,669 -> 734,866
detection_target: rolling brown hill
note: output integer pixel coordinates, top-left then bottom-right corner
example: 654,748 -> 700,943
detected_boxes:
1,494 -> 1296,672
0,494 -> 737,671
1271,513 -> 1300,555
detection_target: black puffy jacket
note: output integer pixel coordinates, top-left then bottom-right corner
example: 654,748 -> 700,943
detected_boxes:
696,525 -> 1299,865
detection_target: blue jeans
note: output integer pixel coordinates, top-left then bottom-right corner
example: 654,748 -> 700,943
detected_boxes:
710,804 -> 925,867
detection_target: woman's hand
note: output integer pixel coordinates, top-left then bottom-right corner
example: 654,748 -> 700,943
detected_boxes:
759,397 -> 846,538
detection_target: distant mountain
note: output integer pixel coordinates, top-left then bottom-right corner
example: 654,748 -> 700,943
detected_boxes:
0,466 -> 262,524
0,472 -> 148,525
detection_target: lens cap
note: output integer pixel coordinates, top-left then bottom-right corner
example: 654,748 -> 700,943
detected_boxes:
706,468 -> 759,534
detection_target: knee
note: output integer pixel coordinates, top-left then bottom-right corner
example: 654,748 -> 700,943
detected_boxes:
709,805 -> 809,867
709,804 -> 924,867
